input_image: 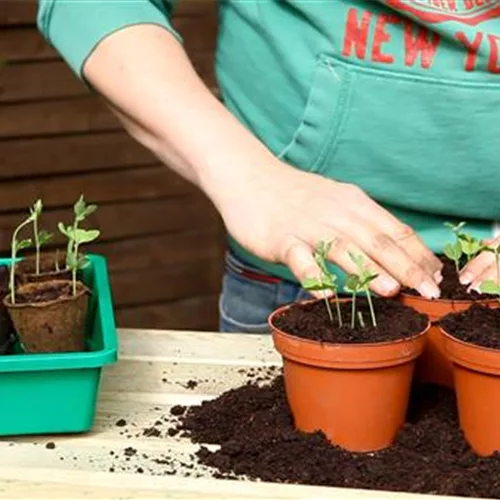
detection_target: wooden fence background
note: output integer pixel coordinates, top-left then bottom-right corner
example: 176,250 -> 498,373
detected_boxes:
0,1 -> 224,330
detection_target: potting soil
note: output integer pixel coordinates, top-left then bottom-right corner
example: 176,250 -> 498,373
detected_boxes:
178,376 -> 500,498
273,298 -> 427,343
441,304 -> 500,349
403,257 -> 483,301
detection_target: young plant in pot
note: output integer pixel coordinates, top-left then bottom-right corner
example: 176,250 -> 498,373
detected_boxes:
399,222 -> 497,388
4,202 -> 100,354
440,242 -> 500,457
269,242 -> 430,453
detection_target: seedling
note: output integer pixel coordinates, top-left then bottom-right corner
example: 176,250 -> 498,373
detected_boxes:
302,241 -> 343,327
58,226 -> 100,296
64,195 -> 98,269
9,212 -> 35,304
444,222 -> 485,271
29,199 -> 53,275
479,242 -> 500,299
344,253 -> 378,329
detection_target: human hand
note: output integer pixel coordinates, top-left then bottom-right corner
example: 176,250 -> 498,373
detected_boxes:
459,239 -> 500,292
214,161 -> 442,299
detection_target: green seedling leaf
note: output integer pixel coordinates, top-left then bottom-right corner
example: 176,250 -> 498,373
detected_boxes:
15,239 -> 32,252
58,222 -> 71,238
30,199 -> 43,218
72,228 -> 100,244
74,195 -> 98,222
344,274 -> 360,294
444,221 -> 466,234
444,241 -> 462,262
38,230 -> 53,246
301,276 -> 325,291
479,279 -> 500,295
359,273 -> 378,289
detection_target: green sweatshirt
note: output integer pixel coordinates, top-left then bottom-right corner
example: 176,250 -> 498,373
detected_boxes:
38,0 -> 500,283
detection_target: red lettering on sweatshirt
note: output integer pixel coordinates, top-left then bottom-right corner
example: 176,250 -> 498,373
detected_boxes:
373,15 -> 400,63
342,8 -> 372,60
455,31 -> 483,71
487,34 -> 500,73
404,23 -> 440,68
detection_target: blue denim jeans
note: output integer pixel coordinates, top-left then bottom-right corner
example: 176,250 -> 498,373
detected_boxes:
219,250 -> 312,333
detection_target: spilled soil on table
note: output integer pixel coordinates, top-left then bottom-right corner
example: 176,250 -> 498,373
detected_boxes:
176,376 -> 500,498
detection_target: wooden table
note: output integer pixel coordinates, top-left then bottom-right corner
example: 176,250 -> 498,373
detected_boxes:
0,330 -> 463,499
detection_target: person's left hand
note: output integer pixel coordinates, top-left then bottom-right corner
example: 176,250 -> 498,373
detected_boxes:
459,238 -> 500,291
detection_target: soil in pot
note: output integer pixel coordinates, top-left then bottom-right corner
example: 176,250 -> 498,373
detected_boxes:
4,280 -> 89,353
441,304 -> 500,456
176,376 -> 500,498
16,251 -> 70,284
270,298 -> 428,452
400,256 -> 497,388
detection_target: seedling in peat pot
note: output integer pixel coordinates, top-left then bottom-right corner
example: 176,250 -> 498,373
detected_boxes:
30,199 -> 53,275
479,242 -> 500,300
344,253 -> 378,329
9,213 -> 35,304
58,226 -> 100,296
301,241 -> 343,326
63,195 -> 98,269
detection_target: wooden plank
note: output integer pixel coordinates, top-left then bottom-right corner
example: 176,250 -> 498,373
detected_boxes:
0,329 -> 464,499
90,229 -> 224,273
0,60 -> 86,102
115,295 -> 220,330
0,132 -> 155,178
0,0 -> 216,26
0,28 -> 57,62
0,196 -> 222,254
0,96 -> 119,138
0,165 -> 196,212
1,19 -> 215,63
0,57 -> 215,103
110,258 -> 222,308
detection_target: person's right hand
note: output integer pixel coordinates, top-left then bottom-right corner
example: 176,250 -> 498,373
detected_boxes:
212,160 -> 442,299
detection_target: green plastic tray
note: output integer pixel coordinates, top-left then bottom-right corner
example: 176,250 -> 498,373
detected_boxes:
0,254 -> 118,436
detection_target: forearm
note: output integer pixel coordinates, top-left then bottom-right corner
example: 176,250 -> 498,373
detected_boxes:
83,24 -> 279,207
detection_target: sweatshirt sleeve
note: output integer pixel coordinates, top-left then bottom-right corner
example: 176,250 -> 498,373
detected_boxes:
37,0 -> 182,78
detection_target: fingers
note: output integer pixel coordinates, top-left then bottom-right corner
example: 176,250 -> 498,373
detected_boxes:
281,236 -> 330,299
459,251 -> 495,286
330,213 -> 440,298
280,233 -> 400,298
347,186 -> 442,280
469,262 -> 500,293
324,236 -> 399,297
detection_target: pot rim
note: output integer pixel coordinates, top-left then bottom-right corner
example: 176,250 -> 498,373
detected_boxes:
3,280 -> 89,310
441,326 -> 500,375
269,298 -> 429,348
399,291 -> 496,306
269,299 -> 430,369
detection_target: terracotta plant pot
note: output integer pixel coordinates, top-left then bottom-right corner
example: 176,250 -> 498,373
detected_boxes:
269,301 -> 429,452
441,325 -> 500,456
15,252 -> 70,284
399,294 -> 497,388
4,280 -> 89,353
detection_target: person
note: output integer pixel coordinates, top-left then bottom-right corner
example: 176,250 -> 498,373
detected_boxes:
37,0 -> 500,333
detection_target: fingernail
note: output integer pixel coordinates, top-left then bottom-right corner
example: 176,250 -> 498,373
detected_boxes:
375,276 -> 400,296
418,281 -> 440,299
434,271 -> 443,284
468,283 -> 480,294
460,272 -> 473,285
